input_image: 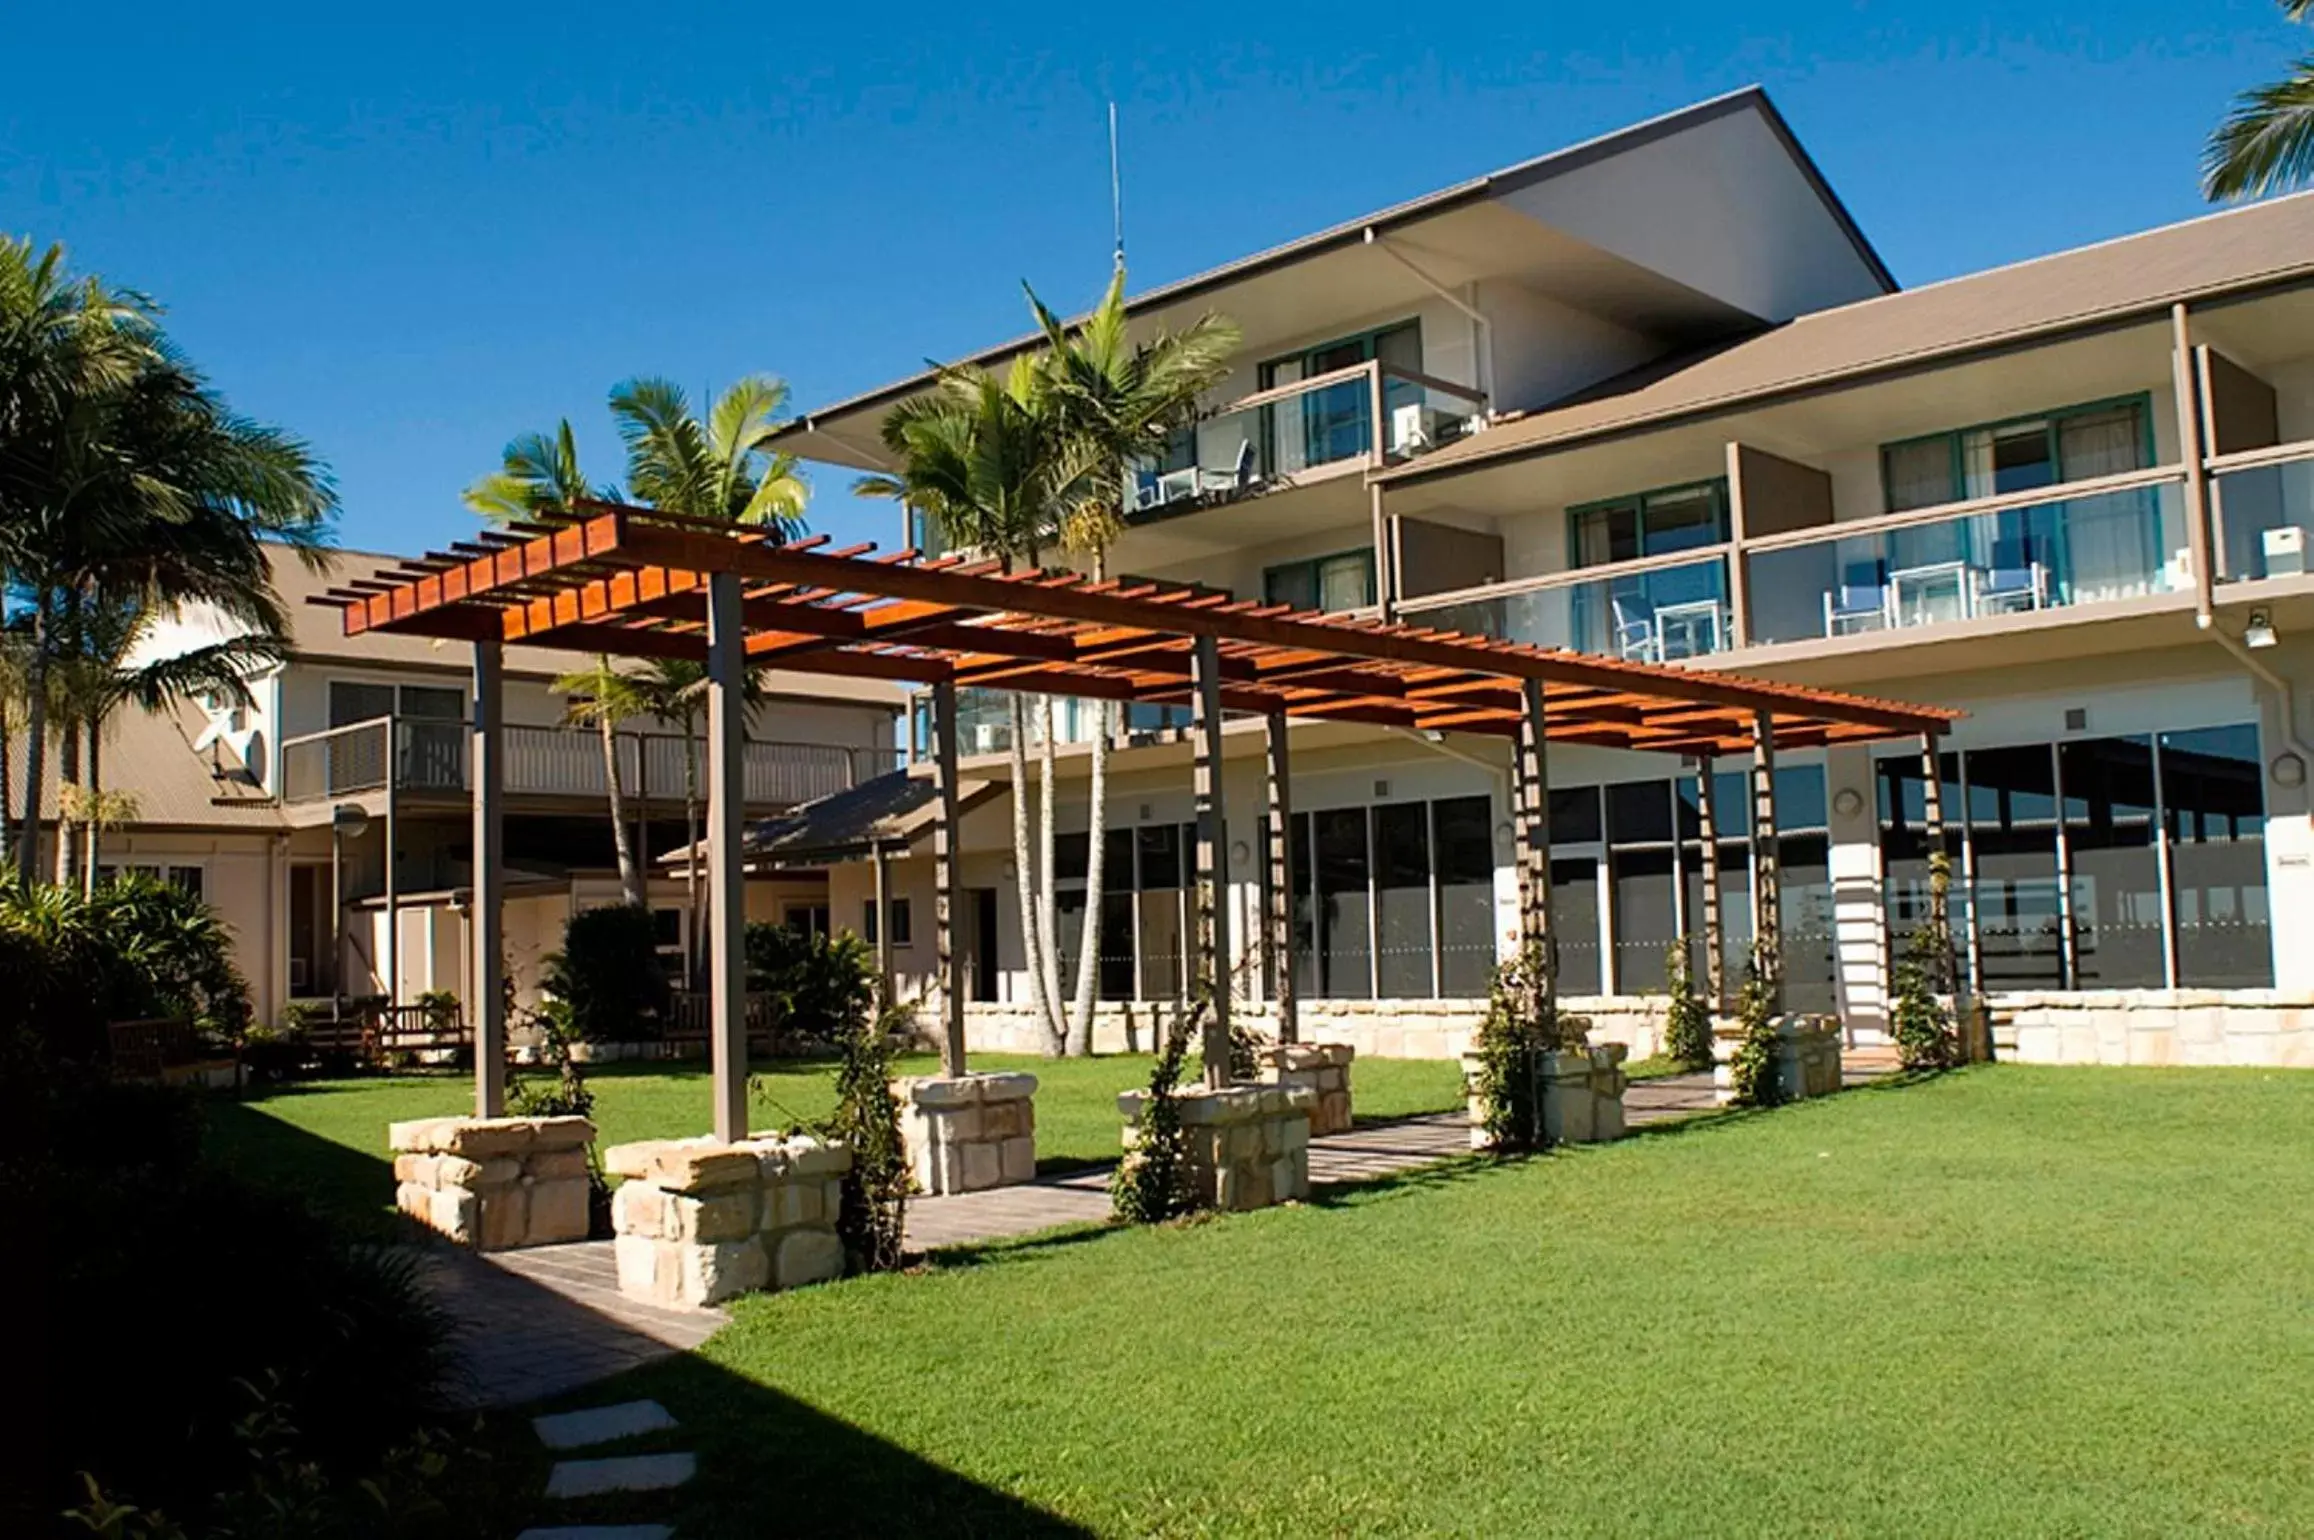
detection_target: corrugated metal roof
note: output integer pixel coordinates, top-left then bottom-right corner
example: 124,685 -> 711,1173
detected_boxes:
1378,189 -> 2314,485
8,700 -> 285,832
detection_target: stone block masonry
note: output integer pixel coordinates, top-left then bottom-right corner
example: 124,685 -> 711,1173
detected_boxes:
1260,1043 -> 1354,1135
604,1134 -> 851,1308
1460,1046 -> 1630,1150
390,1116 -> 597,1251
1118,1083 -> 1315,1212
1713,1015 -> 1843,1105
897,1071 -> 1038,1195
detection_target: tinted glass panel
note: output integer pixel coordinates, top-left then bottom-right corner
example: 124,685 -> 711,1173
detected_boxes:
1779,834 -> 1837,1013
1434,796 -> 1496,997
1607,781 -> 1673,845
1611,847 -> 1676,993
1550,856 -> 1602,996
329,681 -> 395,728
1137,825 -> 1180,890
1373,804 -> 1433,998
1549,786 -> 1602,846
2163,724 -> 2271,987
2061,736 -> 2163,989
1314,808 -> 1371,999
1964,745 -> 2063,989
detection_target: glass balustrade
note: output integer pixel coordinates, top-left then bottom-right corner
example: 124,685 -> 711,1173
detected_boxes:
2213,456 -> 2314,582
1400,555 -> 1732,663
1125,367 -> 1485,518
1744,481 -> 2188,646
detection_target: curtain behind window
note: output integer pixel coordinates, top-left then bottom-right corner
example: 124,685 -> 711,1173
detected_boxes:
1884,439 -> 1955,512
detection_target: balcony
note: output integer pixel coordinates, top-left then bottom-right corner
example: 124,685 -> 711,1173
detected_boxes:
1125,359 -> 1486,520
907,688 -> 1194,760
2212,441 -> 2314,584
1744,472 -> 2191,646
280,717 -> 897,809
1398,553 -> 1734,663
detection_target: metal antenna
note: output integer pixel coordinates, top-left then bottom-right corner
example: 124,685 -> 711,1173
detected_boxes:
1108,101 -> 1125,273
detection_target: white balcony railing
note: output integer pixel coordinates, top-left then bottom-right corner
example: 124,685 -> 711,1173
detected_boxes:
281,716 -> 897,807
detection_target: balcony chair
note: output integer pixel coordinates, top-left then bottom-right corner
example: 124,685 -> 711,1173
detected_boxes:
1973,538 -> 2048,615
1611,593 -> 1661,662
1821,564 -> 1890,636
1195,438 -> 1257,498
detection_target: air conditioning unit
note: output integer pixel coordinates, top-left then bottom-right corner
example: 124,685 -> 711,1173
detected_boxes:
970,723 -> 1003,754
2262,525 -> 2306,578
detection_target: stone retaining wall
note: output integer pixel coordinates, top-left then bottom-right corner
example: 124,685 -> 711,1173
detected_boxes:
1259,1043 -> 1354,1134
1992,990 -> 2314,1068
389,1115 -> 596,1251
604,1134 -> 851,1307
1118,1083 -> 1314,1212
946,995 -> 1670,1062
1713,1015 -> 1843,1105
898,1071 -> 1039,1194
1459,1045 -> 1630,1149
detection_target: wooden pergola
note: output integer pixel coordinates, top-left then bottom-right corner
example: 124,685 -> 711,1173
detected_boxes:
319,502 -> 1961,1136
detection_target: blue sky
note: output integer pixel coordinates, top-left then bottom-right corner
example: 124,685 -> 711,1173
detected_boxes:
2,2 -> 2304,557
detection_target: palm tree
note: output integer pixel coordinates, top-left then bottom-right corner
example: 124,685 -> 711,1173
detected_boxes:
55,593 -> 281,892
1028,269 -> 1239,1055
465,422 -> 655,906
858,357 -> 1094,1063
610,374 -> 808,535
0,239 -> 335,880
633,655 -> 768,984
551,657 -> 655,907
2205,1 -> 2314,199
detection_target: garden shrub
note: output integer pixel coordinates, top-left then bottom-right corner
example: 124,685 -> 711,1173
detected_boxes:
1726,949 -> 1786,1108
1472,939 -> 1580,1152
821,991 -> 910,1272
1662,938 -> 1716,1071
1112,1004 -> 1199,1223
744,921 -> 875,1045
543,904 -> 666,1041
1892,851 -> 1962,1071
0,874 -> 254,1061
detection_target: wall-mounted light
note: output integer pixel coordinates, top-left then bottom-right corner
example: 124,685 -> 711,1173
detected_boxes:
2246,608 -> 2279,649
1230,840 -> 1252,866
1831,787 -> 1865,820
1000,857 -> 1019,882
1494,821 -> 1516,850
2273,752 -> 2306,789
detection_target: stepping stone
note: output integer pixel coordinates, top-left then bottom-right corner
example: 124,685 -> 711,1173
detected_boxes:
517,1528 -> 676,1540
543,1452 -> 697,1500
533,1400 -> 678,1450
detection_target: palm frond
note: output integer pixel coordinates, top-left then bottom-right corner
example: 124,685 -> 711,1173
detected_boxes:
2204,59 -> 2314,200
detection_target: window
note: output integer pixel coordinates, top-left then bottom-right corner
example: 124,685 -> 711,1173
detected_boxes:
1874,725 -> 2271,995
329,680 -> 464,725
1433,797 -> 1496,997
1881,397 -> 2153,513
784,904 -> 830,939
887,898 -> 912,946
1372,803 -> 1432,998
1258,320 -> 1421,472
1568,480 -> 1730,568
1264,550 -> 1376,614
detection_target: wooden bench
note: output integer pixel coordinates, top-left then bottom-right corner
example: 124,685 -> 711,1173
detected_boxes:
107,1017 -> 238,1087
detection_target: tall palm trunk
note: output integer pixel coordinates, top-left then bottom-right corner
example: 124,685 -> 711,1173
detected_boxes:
683,716 -> 702,986
17,602 -> 49,882
83,714 -> 102,896
53,710 -> 79,887
0,715 -> 13,867
1064,697 -> 1110,1055
1035,694 -> 1064,1053
600,713 -> 645,907
1005,693 -> 1059,1051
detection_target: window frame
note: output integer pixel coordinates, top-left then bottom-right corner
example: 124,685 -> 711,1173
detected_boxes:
1262,548 -> 1378,613
1878,393 -> 2159,514
1564,477 -> 1732,570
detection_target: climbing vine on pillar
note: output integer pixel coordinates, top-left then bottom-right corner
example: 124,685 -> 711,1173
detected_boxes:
1727,945 -> 1787,1109
1662,939 -> 1715,1071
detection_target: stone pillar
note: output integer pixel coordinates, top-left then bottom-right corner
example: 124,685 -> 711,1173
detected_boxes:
1117,1083 -> 1314,1211
390,1115 -> 596,1250
1191,633 -> 1232,1086
1460,1044 -> 1628,1148
470,639 -> 506,1117
1264,708 -> 1296,1044
605,1134 -> 850,1307
706,570 -> 749,1144
1750,710 -> 1783,1012
931,679 -> 967,1076
1711,1015 -> 1843,1105
1259,1042 -> 1352,1134
1694,753 -> 1725,1011
897,1070 -> 1038,1193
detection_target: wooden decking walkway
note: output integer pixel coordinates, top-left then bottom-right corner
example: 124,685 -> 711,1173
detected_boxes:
429,1050 -> 1904,1405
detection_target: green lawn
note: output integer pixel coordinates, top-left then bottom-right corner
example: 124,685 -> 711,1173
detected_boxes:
518,1067 -> 2314,1537
207,1051 -> 1468,1239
